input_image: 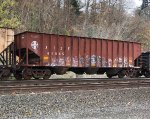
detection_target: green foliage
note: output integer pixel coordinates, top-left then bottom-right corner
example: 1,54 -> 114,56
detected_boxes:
70,0 -> 81,16
0,0 -> 20,28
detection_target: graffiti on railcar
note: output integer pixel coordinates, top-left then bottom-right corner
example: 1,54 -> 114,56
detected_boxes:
118,57 -> 123,67
91,55 -> 96,67
58,50 -> 65,66
129,58 -> 133,67
96,56 -> 101,67
50,55 -> 132,67
51,58 -> 57,66
72,56 -> 78,66
124,57 -> 128,67
85,55 -> 90,67
108,59 -> 112,67
66,57 -> 71,66
79,56 -> 84,67
102,57 -> 107,67
58,58 -> 65,66
112,57 -> 130,67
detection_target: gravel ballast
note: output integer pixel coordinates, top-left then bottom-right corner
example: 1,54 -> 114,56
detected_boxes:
0,87 -> 150,119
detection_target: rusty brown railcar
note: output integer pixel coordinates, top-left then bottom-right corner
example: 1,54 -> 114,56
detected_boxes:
14,31 -> 141,79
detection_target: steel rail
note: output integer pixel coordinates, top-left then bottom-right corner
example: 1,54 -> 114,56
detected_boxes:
1,78 -> 150,83
0,78 -> 150,94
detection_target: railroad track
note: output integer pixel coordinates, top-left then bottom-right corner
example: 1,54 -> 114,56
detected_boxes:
0,78 -> 150,94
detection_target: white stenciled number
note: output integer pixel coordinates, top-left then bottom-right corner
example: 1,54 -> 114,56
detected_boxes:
31,41 -> 38,50
68,47 -> 70,50
60,47 -> 63,50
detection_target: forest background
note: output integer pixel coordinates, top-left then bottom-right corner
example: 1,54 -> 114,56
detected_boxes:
0,0 -> 149,50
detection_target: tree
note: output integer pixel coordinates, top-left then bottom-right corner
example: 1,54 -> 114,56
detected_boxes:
70,0 -> 81,16
0,0 -> 20,28
14,0 -> 150,50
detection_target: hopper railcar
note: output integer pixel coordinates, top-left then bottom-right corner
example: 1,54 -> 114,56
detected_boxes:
0,30 -> 149,80
13,31 -> 142,79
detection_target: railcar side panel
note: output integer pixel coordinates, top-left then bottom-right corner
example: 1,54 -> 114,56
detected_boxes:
28,32 -> 42,56
57,36 -> 65,66
72,37 -> 79,67
79,37 -> 85,67
133,43 -> 141,66
14,32 -> 141,68
118,42 -> 123,67
42,34 -> 50,66
134,43 -> 141,60
65,36 -> 71,66
85,38 -> 90,67
15,33 -> 27,50
123,42 -> 128,67
108,41 -> 113,67
96,39 -> 101,67
112,41 -> 119,67
129,43 -> 133,67
101,40 -> 107,67
50,35 -> 58,66
91,39 -> 96,67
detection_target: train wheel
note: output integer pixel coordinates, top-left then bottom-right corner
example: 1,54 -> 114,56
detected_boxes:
2,76 -> 10,80
22,68 -> 32,80
118,73 -> 125,78
126,69 -> 138,78
144,71 -> 150,78
32,70 -> 41,79
13,70 -> 22,80
14,74 -> 22,80
118,71 -> 125,78
1,68 -> 11,80
43,69 -> 51,79
126,69 -> 134,78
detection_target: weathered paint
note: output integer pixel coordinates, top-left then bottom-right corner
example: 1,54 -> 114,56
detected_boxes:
15,32 -> 142,68
0,28 -> 14,53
